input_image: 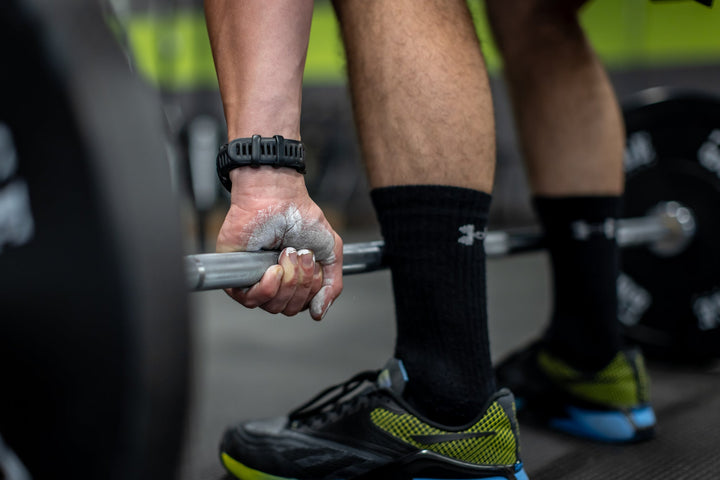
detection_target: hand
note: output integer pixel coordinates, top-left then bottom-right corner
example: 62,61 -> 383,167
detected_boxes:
216,167 -> 343,320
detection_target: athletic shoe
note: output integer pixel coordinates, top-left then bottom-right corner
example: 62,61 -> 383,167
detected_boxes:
495,342 -> 656,443
220,359 -> 529,480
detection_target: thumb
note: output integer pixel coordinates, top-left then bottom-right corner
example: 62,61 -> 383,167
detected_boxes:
309,233 -> 343,320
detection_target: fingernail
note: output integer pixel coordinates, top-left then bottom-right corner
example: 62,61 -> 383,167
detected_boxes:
284,247 -> 298,264
274,265 -> 284,280
310,303 -> 322,319
310,289 -> 326,320
298,249 -> 314,269
321,300 -> 334,320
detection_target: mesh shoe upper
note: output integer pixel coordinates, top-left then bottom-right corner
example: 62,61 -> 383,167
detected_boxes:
220,359 -> 527,480
496,343 -> 656,443
537,348 -> 651,409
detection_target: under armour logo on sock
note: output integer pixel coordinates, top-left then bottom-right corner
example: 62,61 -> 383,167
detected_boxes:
458,224 -> 485,246
571,218 -> 616,240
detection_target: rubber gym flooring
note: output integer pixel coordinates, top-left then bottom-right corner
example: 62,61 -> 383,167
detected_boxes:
178,240 -> 720,480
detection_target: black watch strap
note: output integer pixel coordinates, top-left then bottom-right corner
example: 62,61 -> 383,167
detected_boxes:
216,135 -> 306,192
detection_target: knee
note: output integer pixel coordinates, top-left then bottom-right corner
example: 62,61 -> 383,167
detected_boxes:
486,0 -> 590,57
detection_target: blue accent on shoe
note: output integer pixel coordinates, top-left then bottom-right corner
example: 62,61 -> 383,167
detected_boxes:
630,405 -> 657,429
515,467 -> 530,480
397,359 -> 409,382
549,405 -> 656,442
412,465 -> 529,480
412,467 -> 529,480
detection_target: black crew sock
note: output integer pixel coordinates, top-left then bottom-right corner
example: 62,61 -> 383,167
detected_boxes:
371,185 -> 496,426
534,196 -> 623,371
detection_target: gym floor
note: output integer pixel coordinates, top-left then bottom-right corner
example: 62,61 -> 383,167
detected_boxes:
178,228 -> 720,480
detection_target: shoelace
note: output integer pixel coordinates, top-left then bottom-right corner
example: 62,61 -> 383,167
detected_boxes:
289,370 -> 380,425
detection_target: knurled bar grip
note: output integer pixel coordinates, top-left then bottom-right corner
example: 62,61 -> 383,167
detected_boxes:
186,208 -> 688,292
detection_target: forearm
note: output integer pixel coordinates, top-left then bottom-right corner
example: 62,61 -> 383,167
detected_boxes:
205,0 -> 314,140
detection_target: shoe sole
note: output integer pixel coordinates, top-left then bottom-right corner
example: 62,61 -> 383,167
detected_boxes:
549,405 -> 657,443
516,397 -> 657,444
221,452 -> 530,480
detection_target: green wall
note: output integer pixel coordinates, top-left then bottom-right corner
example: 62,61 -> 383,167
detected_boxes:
122,0 -> 720,91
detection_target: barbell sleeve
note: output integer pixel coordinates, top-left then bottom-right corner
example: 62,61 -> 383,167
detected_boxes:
186,202 -> 694,292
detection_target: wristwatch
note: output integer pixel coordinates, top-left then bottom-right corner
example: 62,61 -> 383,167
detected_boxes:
216,134 -> 306,192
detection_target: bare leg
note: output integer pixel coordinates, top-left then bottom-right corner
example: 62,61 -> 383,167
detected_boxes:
332,0 -> 498,424
488,0 -> 624,368
488,3 -> 656,442
333,0 -> 496,192
487,0 -> 624,196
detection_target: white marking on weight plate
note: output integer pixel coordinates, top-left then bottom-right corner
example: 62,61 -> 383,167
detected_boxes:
0,180 -> 35,254
698,129 -> 720,180
617,272 -> 652,326
693,290 -> 720,331
624,131 -> 656,174
458,224 -> 485,246
0,123 -> 18,183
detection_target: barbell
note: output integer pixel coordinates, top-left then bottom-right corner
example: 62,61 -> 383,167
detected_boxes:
184,200 -> 696,291
186,88 -> 720,361
1,1 -> 719,479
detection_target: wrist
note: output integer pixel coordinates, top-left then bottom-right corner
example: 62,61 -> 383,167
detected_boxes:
228,166 -> 307,202
225,98 -> 302,141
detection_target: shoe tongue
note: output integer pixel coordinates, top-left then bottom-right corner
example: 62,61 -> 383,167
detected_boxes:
376,359 -> 409,396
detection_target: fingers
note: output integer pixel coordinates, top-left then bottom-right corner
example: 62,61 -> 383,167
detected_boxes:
225,264 -> 284,307
282,249 -> 319,315
264,248 -> 317,315
309,232 -> 344,321
223,246 -> 330,319
215,189 -> 343,319
228,247 -> 317,315
308,262 -> 323,301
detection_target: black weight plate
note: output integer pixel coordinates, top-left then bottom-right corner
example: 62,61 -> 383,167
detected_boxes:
620,88 -> 720,360
0,1 -> 189,479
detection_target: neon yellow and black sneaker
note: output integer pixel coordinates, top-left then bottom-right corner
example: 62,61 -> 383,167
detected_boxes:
219,359 -> 528,480
495,343 -> 656,443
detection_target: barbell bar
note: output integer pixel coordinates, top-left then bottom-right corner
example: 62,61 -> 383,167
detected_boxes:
185,200 -> 696,292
